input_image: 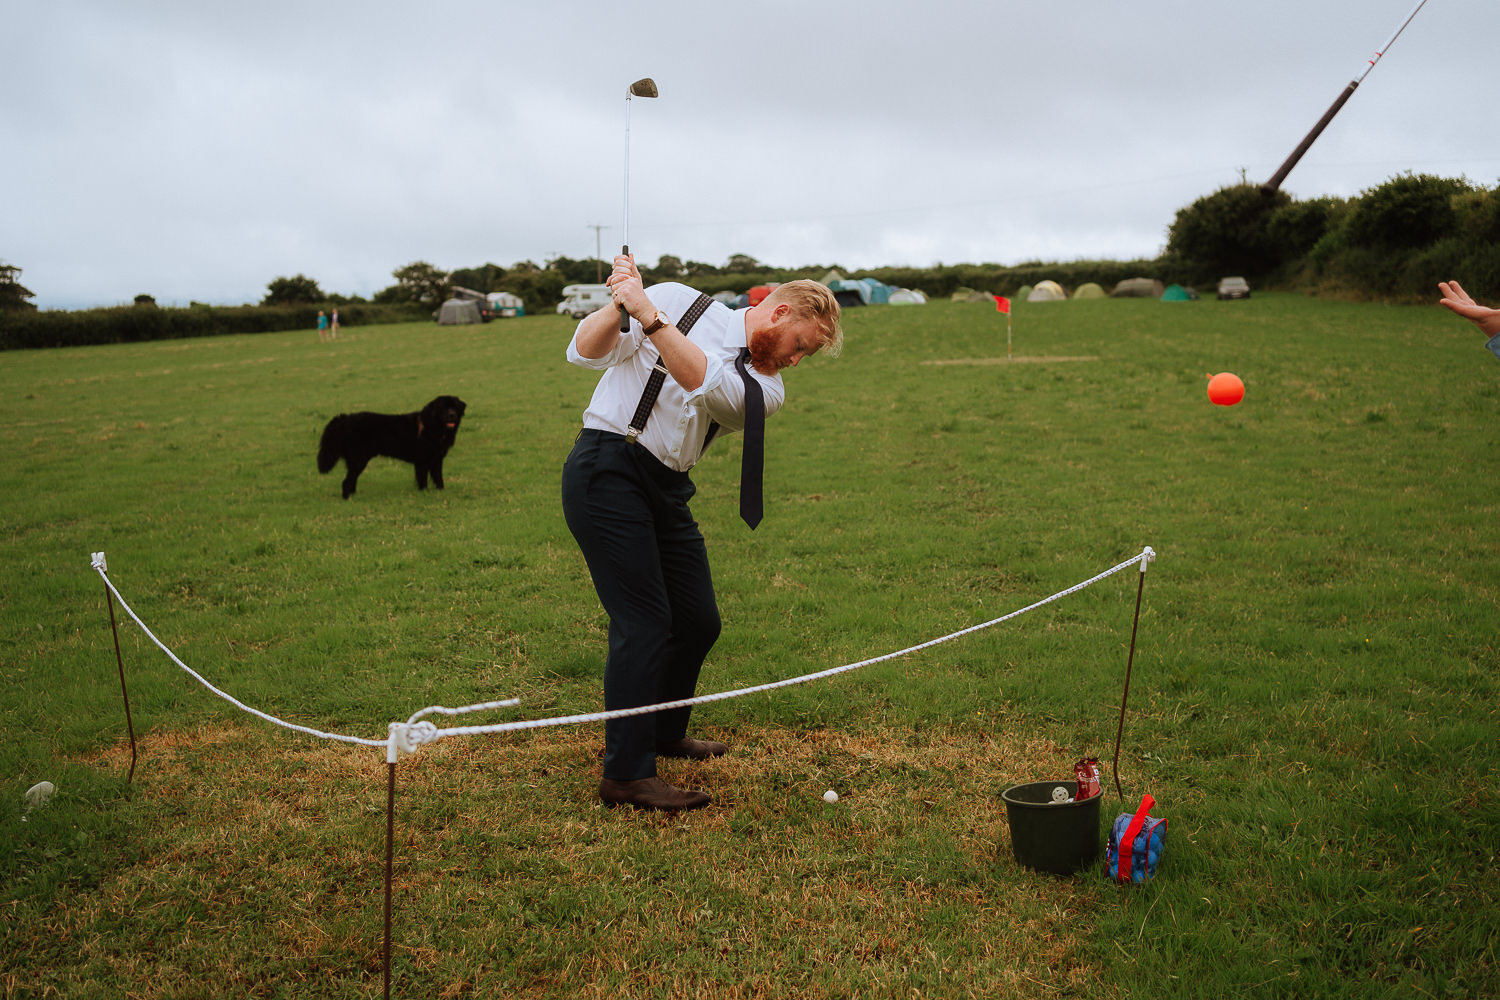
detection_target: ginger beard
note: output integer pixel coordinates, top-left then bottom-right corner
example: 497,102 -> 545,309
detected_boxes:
747,326 -> 785,373
748,318 -> 815,374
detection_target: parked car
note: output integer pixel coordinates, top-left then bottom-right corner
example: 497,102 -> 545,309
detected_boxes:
1217,276 -> 1251,300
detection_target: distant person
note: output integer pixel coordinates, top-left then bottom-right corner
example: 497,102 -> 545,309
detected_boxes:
330,309 -> 340,339
1437,280 -> 1500,359
316,310 -> 329,341
562,253 -> 842,812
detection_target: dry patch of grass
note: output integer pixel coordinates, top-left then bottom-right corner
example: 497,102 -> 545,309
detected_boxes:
42,721 -> 1107,998
919,356 -> 1100,366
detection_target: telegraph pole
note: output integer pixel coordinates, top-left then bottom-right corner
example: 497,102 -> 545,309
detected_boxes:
587,224 -> 610,282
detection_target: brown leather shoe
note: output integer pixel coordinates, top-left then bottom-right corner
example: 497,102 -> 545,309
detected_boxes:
599,777 -> 711,812
654,737 -> 728,760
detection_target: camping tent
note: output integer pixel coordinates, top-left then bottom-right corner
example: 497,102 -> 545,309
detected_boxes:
711,290 -> 739,306
437,298 -> 482,324
1015,284 -> 1033,301
888,288 -> 927,305
1026,280 -> 1067,302
1073,282 -> 1106,299
830,280 -> 871,306
829,278 -> 891,305
1111,277 -> 1164,298
1160,284 -> 1196,302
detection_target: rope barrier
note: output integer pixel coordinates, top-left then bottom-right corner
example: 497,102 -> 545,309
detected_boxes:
90,552 -> 388,748
91,546 -> 1157,761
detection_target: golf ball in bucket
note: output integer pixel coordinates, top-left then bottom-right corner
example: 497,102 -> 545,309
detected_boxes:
1207,372 -> 1245,406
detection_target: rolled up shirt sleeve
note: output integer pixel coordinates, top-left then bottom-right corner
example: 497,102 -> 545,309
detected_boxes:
567,324 -> 644,370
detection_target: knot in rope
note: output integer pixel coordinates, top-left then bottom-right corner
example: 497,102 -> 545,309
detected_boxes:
91,552 -> 107,572
386,721 -> 438,762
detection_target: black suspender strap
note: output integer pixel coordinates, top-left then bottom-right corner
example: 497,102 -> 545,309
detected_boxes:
625,359 -> 669,441
623,293 -> 713,443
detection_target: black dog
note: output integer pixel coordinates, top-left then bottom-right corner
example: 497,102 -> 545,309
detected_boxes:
317,395 -> 466,499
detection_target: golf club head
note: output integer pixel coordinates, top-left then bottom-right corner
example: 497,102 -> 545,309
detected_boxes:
628,78 -> 659,99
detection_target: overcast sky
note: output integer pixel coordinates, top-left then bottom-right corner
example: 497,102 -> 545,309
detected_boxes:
5,0 -> 1496,309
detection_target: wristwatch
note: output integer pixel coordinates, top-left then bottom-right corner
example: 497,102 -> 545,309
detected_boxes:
642,310 -> 670,336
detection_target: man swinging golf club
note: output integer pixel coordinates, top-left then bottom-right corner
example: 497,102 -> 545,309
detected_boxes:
563,248 -> 842,811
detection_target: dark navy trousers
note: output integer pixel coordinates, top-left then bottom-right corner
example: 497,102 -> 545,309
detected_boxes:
561,429 -> 722,781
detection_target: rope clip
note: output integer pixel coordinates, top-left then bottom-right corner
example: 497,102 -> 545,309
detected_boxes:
387,722 -> 434,763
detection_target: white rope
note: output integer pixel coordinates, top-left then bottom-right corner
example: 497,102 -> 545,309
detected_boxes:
394,546 -> 1158,751
90,553 -> 387,748
90,546 -> 1156,760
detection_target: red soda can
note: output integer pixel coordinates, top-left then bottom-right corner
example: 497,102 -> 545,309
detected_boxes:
1074,757 -> 1101,801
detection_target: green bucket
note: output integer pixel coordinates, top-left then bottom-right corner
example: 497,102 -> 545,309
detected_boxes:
1001,780 -> 1102,875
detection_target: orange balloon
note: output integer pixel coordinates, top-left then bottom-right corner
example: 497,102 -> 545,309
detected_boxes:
1207,372 -> 1244,406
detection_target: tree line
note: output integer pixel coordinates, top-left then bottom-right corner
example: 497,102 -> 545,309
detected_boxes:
3,172 -> 1495,351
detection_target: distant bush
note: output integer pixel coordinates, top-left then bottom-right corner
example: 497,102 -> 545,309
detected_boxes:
1453,187 -> 1500,244
1267,197 -> 1347,270
1342,173 -> 1467,252
1164,184 -> 1291,286
0,301 -> 426,352
1299,174 -> 1498,302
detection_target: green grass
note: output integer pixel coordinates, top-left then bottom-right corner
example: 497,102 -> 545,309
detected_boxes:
2,295 -> 1496,998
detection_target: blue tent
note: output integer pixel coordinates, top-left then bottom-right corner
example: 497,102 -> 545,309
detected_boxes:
827,278 -> 892,305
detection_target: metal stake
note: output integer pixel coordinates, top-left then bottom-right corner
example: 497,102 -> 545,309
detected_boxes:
1111,553 -> 1151,800
383,758 -> 397,1000
104,581 -> 138,784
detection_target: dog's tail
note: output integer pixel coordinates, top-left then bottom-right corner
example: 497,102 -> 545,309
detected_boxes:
317,417 -> 343,474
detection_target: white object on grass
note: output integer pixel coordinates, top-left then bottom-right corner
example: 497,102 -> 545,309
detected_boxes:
823,789 -> 838,804
23,781 -> 55,820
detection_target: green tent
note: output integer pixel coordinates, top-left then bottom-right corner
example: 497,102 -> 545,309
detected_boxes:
1161,284 -> 1191,302
1073,282 -> 1106,299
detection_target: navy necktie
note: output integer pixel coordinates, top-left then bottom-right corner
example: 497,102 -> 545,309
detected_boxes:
733,348 -> 764,529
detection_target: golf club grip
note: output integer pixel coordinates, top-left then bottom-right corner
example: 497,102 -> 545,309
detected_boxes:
618,244 -> 631,333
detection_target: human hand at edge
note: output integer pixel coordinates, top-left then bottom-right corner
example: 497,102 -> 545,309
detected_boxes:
1438,280 -> 1500,337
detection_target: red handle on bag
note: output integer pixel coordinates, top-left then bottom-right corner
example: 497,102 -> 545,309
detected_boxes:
1117,793 -> 1155,882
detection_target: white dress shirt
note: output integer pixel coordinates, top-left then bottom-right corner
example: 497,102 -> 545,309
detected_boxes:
567,282 -> 785,471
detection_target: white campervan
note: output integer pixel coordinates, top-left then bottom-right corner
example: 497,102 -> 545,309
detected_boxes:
556,284 -> 613,320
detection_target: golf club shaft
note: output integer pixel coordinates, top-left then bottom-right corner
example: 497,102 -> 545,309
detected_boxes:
620,92 -> 633,333
619,79 -> 656,333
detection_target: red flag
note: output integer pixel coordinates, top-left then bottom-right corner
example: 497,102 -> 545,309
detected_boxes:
994,295 -> 1011,314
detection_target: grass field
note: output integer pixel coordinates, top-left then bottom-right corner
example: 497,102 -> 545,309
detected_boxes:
2,294 -> 1496,998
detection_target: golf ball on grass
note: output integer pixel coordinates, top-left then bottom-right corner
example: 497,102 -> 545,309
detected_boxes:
23,781 -> 54,821
823,789 -> 838,804
1207,372 -> 1245,406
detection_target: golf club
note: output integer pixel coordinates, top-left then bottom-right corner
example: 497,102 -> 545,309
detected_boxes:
620,77 -> 658,332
